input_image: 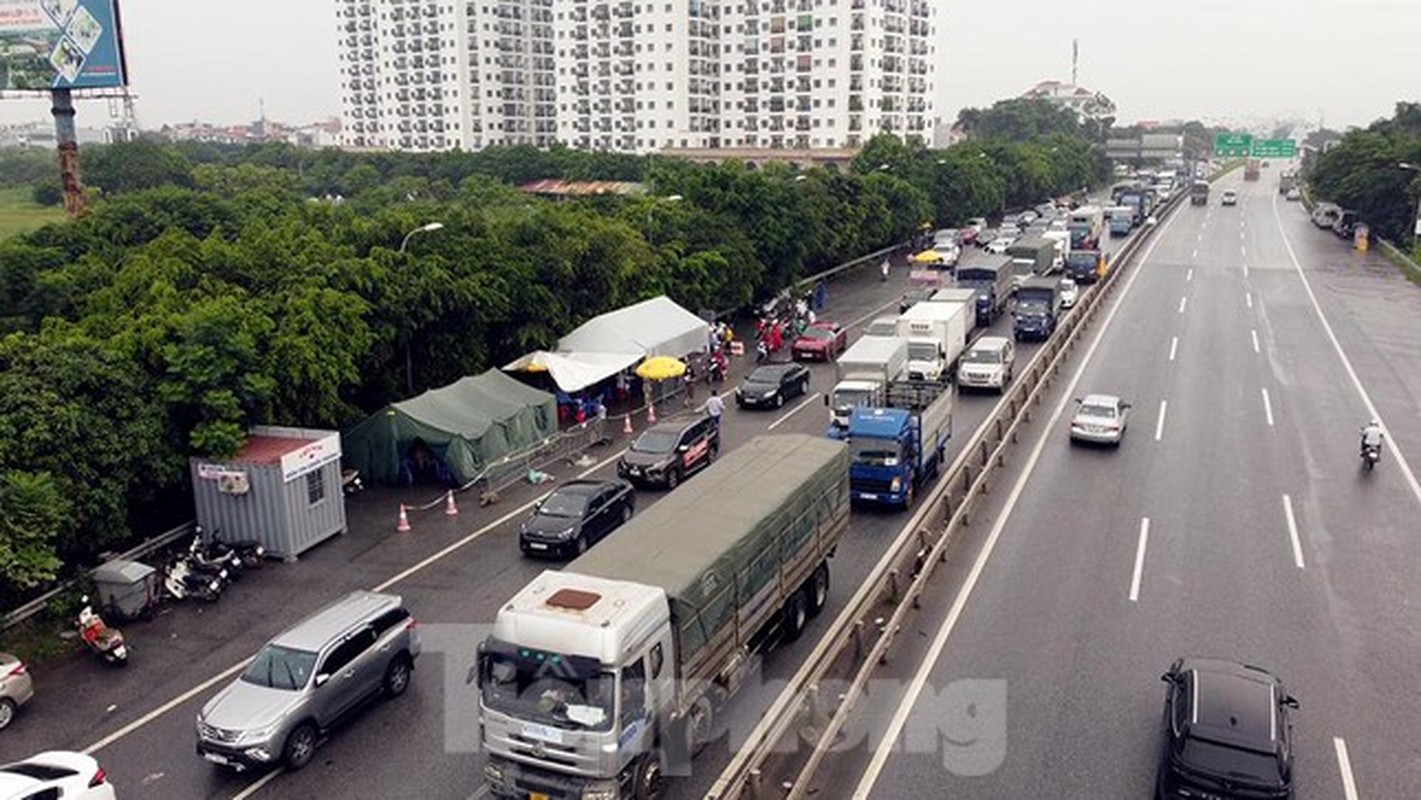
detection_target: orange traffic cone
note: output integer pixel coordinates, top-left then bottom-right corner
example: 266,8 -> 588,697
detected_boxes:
445,491 -> 459,516
646,403 -> 657,424
623,413 -> 633,435
397,504 -> 411,532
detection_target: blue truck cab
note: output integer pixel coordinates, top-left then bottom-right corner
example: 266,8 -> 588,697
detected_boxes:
845,382 -> 954,508
1013,276 -> 1061,342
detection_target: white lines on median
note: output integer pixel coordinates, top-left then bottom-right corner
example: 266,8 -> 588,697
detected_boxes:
1251,329 -> 1261,354
1168,337 -> 1178,362
1283,493 -> 1305,569
1154,401 -> 1168,442
1241,244 -> 1247,258
1334,737 -> 1360,800
1261,388 -> 1275,427
1178,296 -> 1188,314
1243,262 -> 1250,278
768,392 -> 821,430
1129,518 -> 1150,602
1186,267 -> 1193,282
1245,291 -> 1254,309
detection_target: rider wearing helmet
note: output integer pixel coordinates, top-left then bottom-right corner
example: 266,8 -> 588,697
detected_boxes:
1360,420 -> 1385,457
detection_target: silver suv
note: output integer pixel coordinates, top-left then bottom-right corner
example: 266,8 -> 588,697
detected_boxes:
196,591 -> 420,770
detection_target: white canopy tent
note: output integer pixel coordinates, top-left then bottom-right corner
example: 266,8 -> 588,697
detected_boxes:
503,350 -> 642,393
557,296 -> 710,360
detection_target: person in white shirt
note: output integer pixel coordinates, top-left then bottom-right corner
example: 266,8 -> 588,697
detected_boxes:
705,391 -> 725,430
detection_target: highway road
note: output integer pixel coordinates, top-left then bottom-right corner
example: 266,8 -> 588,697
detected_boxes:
817,169 -> 1421,799
0,237 -> 1090,798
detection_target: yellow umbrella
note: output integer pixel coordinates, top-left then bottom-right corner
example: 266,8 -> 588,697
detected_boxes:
912,250 -> 943,263
636,356 -> 687,381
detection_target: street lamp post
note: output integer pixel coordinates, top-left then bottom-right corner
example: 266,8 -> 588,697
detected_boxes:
1401,163 -> 1421,243
398,222 -> 446,394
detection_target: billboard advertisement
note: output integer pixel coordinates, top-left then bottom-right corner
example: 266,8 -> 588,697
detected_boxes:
0,0 -> 127,90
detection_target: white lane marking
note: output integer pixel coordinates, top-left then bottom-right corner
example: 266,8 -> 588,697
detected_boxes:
1178,296 -> 1188,314
1283,493 -> 1305,569
848,294 -> 910,330
1192,248 -> 1198,259
84,661 -> 248,754
1262,388 -> 1275,427
1129,517 -> 1151,602
850,196 -> 1181,800
1154,401 -> 1168,442
1243,262 -> 1250,277
768,391 -> 821,430
1251,329 -> 1261,354
1186,267 -> 1193,281
1245,291 -> 1254,309
1271,194 -> 1421,508
231,770 -> 282,800
1241,244 -> 1247,258
1334,737 -> 1360,800
1168,336 -> 1178,362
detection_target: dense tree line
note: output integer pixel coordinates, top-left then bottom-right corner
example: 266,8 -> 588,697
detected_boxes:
0,127 -> 1108,598
1308,102 -> 1421,255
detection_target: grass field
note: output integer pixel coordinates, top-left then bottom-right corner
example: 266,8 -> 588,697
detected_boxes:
0,185 -> 65,239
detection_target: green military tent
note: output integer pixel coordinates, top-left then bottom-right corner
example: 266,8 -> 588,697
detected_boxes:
343,369 -> 557,486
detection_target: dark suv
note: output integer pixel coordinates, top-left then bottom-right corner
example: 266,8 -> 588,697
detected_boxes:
1157,657 -> 1298,800
616,413 -> 719,489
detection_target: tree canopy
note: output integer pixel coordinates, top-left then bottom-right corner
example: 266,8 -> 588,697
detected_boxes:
1309,102 -> 1421,251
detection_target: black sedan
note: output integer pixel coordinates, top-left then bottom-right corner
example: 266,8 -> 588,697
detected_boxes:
519,479 -> 635,558
736,363 -> 810,409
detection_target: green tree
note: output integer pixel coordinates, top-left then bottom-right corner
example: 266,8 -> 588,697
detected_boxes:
84,139 -> 194,195
0,470 -> 67,594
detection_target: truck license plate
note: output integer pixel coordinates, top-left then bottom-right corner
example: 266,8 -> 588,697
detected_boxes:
530,793 -> 549,800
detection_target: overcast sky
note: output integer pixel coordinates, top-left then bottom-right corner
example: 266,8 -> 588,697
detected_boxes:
0,0 -> 1414,133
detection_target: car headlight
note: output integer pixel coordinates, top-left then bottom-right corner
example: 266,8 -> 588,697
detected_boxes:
557,527 -> 578,540
484,762 -> 506,783
581,780 -> 620,800
236,722 -> 282,745
890,476 -> 902,492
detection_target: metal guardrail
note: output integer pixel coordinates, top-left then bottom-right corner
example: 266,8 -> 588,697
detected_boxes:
1,521 -> 195,633
707,190 -> 1187,800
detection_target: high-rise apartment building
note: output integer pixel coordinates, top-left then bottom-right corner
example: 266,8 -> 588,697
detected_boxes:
338,0 -> 935,153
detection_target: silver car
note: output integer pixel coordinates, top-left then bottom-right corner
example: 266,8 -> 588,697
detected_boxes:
196,591 -> 420,771
1070,393 -> 1132,446
0,652 -> 34,731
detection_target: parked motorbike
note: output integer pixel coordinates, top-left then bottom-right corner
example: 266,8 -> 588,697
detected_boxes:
77,598 -> 128,666
196,526 -> 265,570
163,557 -> 223,603
1362,444 -> 1381,472
187,535 -> 245,581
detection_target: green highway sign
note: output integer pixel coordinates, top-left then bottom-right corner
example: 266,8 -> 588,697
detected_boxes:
1214,133 -> 1253,158
1251,139 -> 1297,158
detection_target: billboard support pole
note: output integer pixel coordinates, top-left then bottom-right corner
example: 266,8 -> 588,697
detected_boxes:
50,88 -> 86,219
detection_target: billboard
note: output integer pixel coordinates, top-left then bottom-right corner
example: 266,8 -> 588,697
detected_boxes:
0,0 -> 127,90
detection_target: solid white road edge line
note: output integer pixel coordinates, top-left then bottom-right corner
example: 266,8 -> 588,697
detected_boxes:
1283,493 -> 1305,569
1154,401 -> 1168,442
1168,336 -> 1178,362
1251,329 -> 1261,354
230,769 -> 282,800
1271,193 -> 1421,508
849,200 -> 1181,800
1262,388 -> 1275,427
1129,517 -> 1150,602
768,392 -> 821,431
1334,736 -> 1360,800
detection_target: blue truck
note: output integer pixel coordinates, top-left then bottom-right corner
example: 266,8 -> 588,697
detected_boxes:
1013,276 -> 1062,341
846,381 -> 954,509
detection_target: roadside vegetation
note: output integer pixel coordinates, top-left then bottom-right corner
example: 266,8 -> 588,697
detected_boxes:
1307,101 -> 1421,261
0,99 -> 1112,600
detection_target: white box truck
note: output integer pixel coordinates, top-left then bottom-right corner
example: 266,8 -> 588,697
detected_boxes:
476,435 -> 850,800
929,287 -> 980,338
826,335 -> 908,437
895,300 -> 970,382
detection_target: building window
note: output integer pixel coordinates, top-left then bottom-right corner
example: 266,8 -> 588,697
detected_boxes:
307,470 -> 326,506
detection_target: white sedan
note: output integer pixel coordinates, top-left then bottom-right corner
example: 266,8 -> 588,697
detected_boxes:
1058,278 -> 1079,309
984,236 -> 1015,255
1069,393 -> 1132,446
0,751 -> 116,799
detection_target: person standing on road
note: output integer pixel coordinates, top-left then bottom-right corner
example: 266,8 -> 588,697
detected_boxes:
880,257 -> 891,281
706,390 -> 725,430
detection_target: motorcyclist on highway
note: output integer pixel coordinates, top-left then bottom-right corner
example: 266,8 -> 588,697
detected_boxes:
1360,420 -> 1384,458
880,257 -> 891,281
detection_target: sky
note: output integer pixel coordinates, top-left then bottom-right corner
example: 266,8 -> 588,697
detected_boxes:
0,0 -> 1415,133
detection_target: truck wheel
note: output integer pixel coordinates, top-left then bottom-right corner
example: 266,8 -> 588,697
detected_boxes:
634,754 -> 665,800
782,590 -> 809,643
807,564 -> 830,617
904,481 -> 915,508
687,695 -> 715,757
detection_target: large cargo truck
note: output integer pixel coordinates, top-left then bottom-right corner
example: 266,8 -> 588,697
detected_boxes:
1013,276 -> 1062,341
1067,205 -> 1105,249
954,257 -> 1013,327
894,300 -> 971,383
846,381 -> 954,508
1190,179 -> 1210,206
477,435 -> 850,800
826,336 -> 909,438
1244,159 -> 1261,181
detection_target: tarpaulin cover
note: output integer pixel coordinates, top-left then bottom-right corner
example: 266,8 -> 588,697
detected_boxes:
567,434 -> 850,672
557,296 -> 710,360
503,350 -> 642,393
343,370 -> 557,485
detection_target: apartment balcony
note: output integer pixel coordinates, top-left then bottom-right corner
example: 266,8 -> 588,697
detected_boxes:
796,55 -> 811,72
850,34 -> 862,51
796,14 -> 812,32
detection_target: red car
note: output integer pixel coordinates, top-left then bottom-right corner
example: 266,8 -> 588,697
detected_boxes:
791,321 -> 848,361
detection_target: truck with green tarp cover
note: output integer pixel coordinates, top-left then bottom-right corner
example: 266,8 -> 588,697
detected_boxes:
476,434 -> 850,800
